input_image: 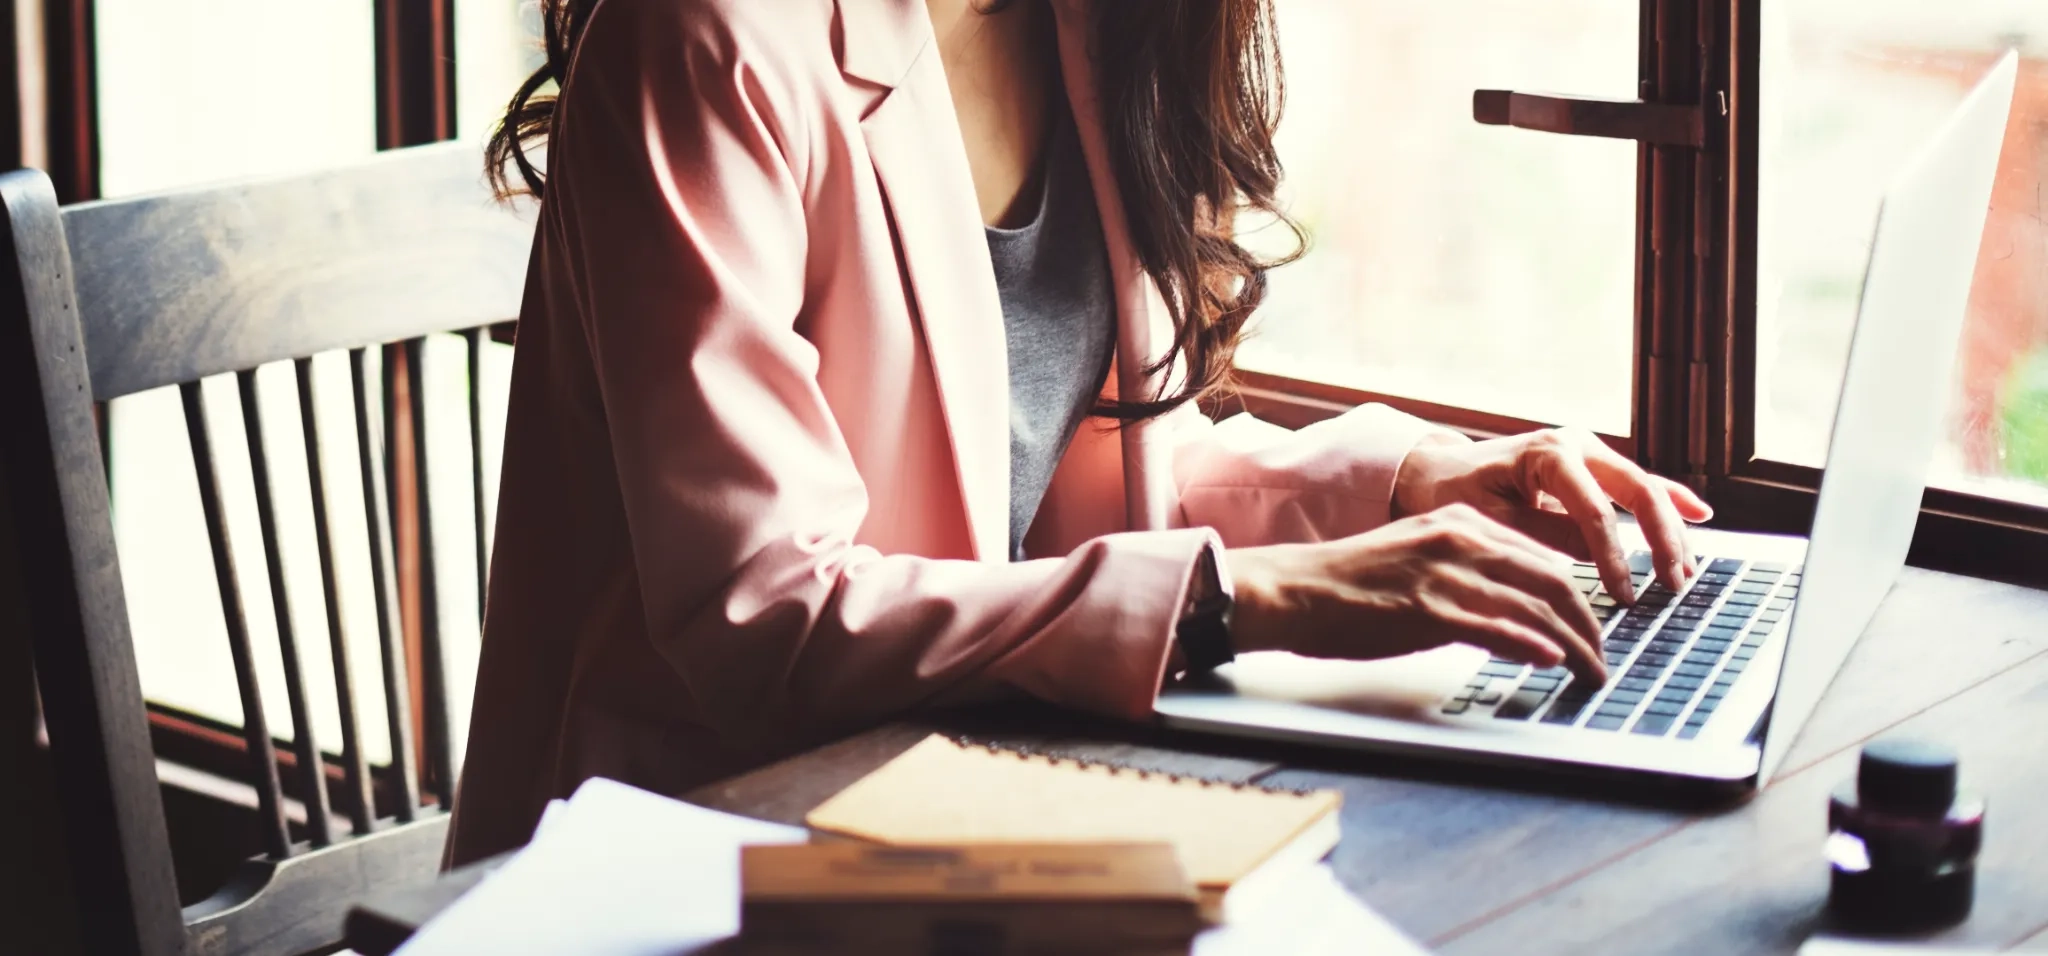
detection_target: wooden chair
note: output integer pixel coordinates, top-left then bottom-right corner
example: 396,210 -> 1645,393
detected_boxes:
0,142 -> 534,956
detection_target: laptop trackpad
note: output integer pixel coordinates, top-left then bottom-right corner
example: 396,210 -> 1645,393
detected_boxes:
1197,646 -> 1487,722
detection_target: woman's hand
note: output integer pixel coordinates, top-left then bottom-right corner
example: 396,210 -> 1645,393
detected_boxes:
1227,504 -> 1607,685
1392,428 -> 1713,600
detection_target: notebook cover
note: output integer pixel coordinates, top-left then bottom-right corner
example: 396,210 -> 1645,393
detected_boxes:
802,735 -> 1341,893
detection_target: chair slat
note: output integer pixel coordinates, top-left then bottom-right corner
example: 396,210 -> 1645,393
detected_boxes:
406,338 -> 457,811
179,380 -> 292,859
295,357 -> 375,836
352,347 -> 421,822
65,142 -> 536,402
235,370 -> 335,848
466,327 -> 488,623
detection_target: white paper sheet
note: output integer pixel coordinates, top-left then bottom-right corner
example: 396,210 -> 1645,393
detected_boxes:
395,777 -> 806,956
398,776 -> 1430,955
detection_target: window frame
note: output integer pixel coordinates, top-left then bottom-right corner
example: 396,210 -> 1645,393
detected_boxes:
11,0 -> 464,805
1239,0 -> 2048,587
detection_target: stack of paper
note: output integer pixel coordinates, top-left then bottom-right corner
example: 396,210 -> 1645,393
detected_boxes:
396,777 -> 1428,955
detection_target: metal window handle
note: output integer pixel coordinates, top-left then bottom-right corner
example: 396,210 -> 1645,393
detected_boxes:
1473,90 -> 1704,148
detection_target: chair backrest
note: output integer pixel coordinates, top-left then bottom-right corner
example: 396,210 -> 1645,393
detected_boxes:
0,142 -> 536,956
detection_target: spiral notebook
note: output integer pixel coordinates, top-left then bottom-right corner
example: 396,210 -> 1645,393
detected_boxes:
803,734 -> 1343,922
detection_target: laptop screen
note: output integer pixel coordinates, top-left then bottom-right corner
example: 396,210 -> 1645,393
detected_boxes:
1756,52 -> 2017,784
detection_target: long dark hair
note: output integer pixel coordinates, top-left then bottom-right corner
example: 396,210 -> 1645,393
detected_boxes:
486,0 -> 1301,421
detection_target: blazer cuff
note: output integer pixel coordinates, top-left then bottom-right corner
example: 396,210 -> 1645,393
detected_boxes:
1312,403 -> 1468,528
1007,527 -> 1221,723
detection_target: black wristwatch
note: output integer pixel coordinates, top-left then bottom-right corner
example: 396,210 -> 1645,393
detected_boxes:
1175,540 -> 1236,673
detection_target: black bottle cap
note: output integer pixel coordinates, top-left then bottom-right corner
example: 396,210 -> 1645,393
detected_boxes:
1858,737 -> 1958,816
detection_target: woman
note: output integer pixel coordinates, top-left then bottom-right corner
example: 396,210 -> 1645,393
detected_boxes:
447,0 -> 1711,865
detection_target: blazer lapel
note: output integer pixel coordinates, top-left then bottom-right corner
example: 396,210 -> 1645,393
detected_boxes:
850,2 -> 1012,562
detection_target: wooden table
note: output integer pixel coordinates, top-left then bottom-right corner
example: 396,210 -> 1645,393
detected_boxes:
349,566 -> 2048,954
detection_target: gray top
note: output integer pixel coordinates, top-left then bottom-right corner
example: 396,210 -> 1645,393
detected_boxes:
985,106 -> 1117,562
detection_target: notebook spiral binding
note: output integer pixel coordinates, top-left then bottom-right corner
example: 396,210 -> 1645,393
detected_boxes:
945,734 -> 1318,796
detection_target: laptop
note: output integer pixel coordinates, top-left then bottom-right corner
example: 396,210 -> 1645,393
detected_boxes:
1156,52 -> 2020,791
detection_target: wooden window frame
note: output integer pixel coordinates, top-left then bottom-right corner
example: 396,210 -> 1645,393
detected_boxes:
1241,0 -> 2048,588
8,0 -> 464,804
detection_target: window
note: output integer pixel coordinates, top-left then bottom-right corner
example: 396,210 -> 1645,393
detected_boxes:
53,1 -> 535,790
1756,2 -> 2048,508
1245,0 -> 1641,437
98,1 -> 382,753
454,0 -> 543,144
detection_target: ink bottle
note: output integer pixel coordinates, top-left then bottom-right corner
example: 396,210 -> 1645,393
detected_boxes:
1826,737 -> 1984,932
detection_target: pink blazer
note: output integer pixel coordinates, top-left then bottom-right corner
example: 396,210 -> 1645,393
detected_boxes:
446,0 -> 1446,865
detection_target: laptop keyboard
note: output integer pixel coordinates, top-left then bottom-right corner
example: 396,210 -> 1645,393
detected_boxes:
1441,551 -> 1802,739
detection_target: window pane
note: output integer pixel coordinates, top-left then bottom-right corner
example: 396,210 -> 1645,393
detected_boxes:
456,0 -> 545,143
95,0 -> 375,196
96,3 -> 376,745
1240,0 -> 1640,436
1757,1 -> 2048,507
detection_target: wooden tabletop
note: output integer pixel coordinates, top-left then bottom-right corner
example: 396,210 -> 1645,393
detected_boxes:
352,565 -> 2048,954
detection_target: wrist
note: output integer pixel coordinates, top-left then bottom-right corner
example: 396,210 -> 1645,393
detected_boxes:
1221,546 -> 1293,654
1390,430 -> 1472,519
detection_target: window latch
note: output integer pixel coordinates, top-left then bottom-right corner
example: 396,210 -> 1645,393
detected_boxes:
1473,90 -> 1704,148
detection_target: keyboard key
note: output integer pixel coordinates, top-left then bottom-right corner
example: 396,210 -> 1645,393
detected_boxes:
1646,639 -> 1687,655
1603,688 -> 1645,705
1635,652 -> 1675,669
1701,687 -> 1726,702
1681,592 -> 1720,608
1693,638 -> 1732,652
1696,571 -> 1735,586
1707,558 -> 1745,574
1595,700 -> 1636,718
1634,713 -> 1676,736
1533,666 -> 1571,679
1683,653 -> 1720,668
1745,570 -> 1782,583
1723,592 -> 1763,607
1495,689 -> 1550,719
1668,605 -> 1709,620
1676,725 -> 1703,740
1701,626 -> 1741,643
1523,675 -> 1563,692
1542,703 -> 1586,725
1605,652 -> 1629,667
1769,597 -> 1794,611
1666,617 -> 1706,635
1733,581 -> 1771,595
1674,663 -> 1714,679
1588,715 -> 1626,731
1479,661 -> 1525,677
1604,637 -> 1638,654
1662,674 -> 1704,691
1442,699 -> 1470,714
1708,613 -> 1749,630
1645,699 -> 1685,717
1732,647 -> 1758,661
1628,551 -> 1654,575
1753,562 -> 1786,573
1476,690 -> 1503,704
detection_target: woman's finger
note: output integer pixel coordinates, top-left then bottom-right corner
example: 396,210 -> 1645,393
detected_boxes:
1429,602 -> 1567,672
1658,475 -> 1715,523
1445,565 -> 1606,687
1493,506 -> 1596,563
1524,437 -> 1633,601
1575,435 -> 1695,590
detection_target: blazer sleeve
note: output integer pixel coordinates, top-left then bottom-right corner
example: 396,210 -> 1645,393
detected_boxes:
545,1 -> 1209,752
1169,399 -> 1467,548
